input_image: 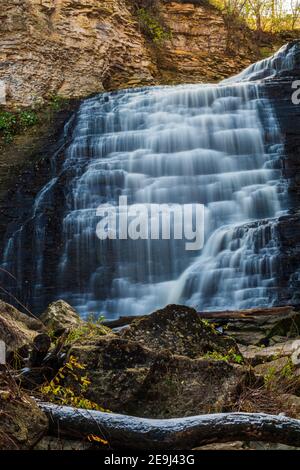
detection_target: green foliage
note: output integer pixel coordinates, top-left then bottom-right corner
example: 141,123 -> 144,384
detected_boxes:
18,110 -> 38,128
281,358 -> 295,379
86,312 -> 105,324
204,348 -> 244,364
48,94 -> 68,111
137,8 -> 171,44
0,111 -> 17,143
263,365 -> 277,387
264,358 -> 295,390
65,315 -> 107,345
40,355 -> 110,412
259,46 -> 274,58
0,109 -> 38,143
201,318 -> 220,334
211,0 -> 300,33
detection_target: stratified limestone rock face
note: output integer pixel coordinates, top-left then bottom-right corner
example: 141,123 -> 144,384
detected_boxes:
0,1 -> 255,107
157,1 -> 255,83
0,0 -> 155,107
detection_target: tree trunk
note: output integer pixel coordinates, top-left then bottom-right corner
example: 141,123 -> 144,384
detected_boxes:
38,402 -> 300,450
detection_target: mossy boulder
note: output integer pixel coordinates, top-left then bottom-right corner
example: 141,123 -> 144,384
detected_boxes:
120,304 -> 240,358
40,300 -> 111,339
69,306 -> 247,418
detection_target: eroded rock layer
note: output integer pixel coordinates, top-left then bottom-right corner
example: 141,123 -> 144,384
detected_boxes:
0,0 -> 155,107
0,0 -> 256,107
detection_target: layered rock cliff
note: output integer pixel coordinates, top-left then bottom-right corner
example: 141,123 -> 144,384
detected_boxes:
153,0 -> 256,83
0,0 -> 155,107
0,0 -> 257,108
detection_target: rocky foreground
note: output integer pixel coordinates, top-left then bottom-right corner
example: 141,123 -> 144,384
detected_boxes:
1,300 -> 300,450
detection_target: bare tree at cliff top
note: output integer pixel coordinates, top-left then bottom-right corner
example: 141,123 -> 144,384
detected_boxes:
213,0 -> 300,31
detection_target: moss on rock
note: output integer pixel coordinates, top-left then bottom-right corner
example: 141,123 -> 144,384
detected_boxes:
120,304 -> 240,359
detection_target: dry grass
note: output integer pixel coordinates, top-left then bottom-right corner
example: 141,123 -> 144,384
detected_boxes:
230,360 -> 300,418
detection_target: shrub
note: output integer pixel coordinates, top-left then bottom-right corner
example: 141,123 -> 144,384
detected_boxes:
40,355 -> 109,412
18,110 -> 38,128
0,109 -> 38,143
204,348 -> 244,364
65,315 -> 107,345
0,111 -> 17,143
48,94 -> 68,111
137,8 -> 171,45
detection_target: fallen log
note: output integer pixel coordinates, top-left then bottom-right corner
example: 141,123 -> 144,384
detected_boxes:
37,402 -> 300,450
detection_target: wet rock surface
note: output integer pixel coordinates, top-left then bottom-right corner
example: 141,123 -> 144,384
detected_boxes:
264,41 -> 300,307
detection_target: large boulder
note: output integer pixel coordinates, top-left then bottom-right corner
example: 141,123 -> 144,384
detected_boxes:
120,304 -> 239,358
69,307 -> 247,418
40,300 -> 84,334
69,336 -> 155,412
0,301 -> 44,356
123,354 -> 248,418
0,372 -> 48,449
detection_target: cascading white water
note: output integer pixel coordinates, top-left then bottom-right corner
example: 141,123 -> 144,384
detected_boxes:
57,82 -> 285,318
222,42 -> 297,83
1,47 -> 293,319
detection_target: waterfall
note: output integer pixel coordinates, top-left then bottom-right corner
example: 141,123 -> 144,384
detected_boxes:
1,48 -> 293,319
222,42 -> 296,83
